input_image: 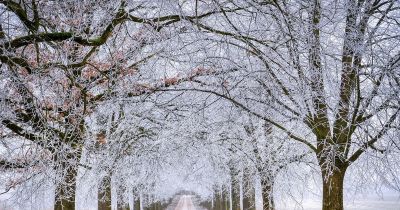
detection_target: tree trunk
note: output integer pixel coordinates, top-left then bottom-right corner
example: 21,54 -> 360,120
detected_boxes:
117,200 -> 130,210
117,187 -> 129,210
98,175 -> 111,210
242,195 -> 255,210
231,178 -> 240,210
322,167 -> 346,210
242,177 -> 255,210
224,188 -> 229,210
133,192 -> 141,210
54,166 -> 78,210
260,179 -> 274,210
214,187 -> 223,210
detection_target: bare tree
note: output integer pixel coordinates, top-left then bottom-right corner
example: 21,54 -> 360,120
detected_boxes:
0,0 -> 224,209
180,1 -> 400,210
1,1 -> 398,210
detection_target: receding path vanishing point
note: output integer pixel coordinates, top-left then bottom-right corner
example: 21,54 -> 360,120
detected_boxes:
174,195 -> 196,210
166,195 -> 207,210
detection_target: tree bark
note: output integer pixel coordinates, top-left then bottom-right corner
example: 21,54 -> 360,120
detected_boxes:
231,174 -> 240,210
133,192 -> 141,210
224,188 -> 229,210
54,166 -> 77,210
117,201 -> 130,210
117,187 -> 129,210
98,175 -> 112,210
213,187 -> 223,210
242,176 -> 255,210
322,167 -> 346,210
260,179 -> 274,210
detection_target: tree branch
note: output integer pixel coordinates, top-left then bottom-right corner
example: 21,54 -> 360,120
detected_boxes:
160,87 -> 317,152
348,108 -> 400,163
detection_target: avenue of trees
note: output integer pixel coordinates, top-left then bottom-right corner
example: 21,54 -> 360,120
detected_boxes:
0,1 -> 399,210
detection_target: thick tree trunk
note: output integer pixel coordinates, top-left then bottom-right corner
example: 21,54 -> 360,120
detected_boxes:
322,168 -> 346,210
242,194 -> 255,210
260,179 -> 274,210
54,166 -> 78,210
98,175 -> 111,210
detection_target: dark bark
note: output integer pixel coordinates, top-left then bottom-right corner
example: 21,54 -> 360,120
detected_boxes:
54,138 -> 83,210
322,167 -> 347,210
242,194 -> 255,210
230,169 -> 240,210
117,203 -> 130,210
223,188 -> 229,210
98,176 -> 111,210
213,188 -> 223,210
213,186 -> 229,210
200,199 -> 212,210
231,183 -> 240,210
144,197 -> 162,210
133,193 -> 141,210
117,202 -> 130,210
260,179 -> 274,210
54,166 -> 77,210
117,187 -> 129,210
242,175 -> 255,210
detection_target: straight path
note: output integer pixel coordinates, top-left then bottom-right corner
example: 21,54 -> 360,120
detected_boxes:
174,195 -> 196,210
166,194 -> 208,210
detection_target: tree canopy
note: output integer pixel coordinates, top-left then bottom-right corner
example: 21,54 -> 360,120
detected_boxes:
1,1 -> 399,210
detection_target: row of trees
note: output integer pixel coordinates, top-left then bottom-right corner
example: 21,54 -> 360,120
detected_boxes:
0,0 -> 218,209
1,0 -> 399,210
184,0 -> 400,209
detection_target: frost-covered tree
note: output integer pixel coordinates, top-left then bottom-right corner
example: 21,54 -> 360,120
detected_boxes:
0,0 -> 224,209
1,1 -> 399,210
180,1 -> 400,210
